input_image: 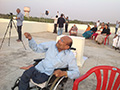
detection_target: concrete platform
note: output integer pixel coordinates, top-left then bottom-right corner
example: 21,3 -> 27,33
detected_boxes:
0,30 -> 120,90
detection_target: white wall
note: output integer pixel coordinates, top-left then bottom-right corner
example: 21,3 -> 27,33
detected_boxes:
0,18 -> 119,39
0,18 -> 48,38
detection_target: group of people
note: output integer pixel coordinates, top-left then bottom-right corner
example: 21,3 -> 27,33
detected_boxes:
53,13 -> 69,36
83,20 -> 111,44
82,20 -> 120,49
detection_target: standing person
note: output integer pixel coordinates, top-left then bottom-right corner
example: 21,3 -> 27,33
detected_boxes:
56,11 -> 59,17
107,22 -> 110,29
15,8 -> 24,42
53,15 -> 58,33
57,14 -> 65,35
96,20 -> 100,27
115,21 -> 120,34
18,32 -> 80,90
65,16 -> 69,33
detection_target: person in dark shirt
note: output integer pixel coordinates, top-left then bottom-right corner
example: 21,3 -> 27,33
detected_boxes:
90,26 -> 97,33
65,16 -> 69,33
57,14 -> 65,35
95,24 -> 110,44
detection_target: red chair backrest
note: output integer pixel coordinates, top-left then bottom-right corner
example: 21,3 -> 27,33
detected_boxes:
73,65 -> 120,90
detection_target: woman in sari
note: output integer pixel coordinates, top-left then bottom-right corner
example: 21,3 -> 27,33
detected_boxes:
84,24 -> 91,32
95,24 -> 110,44
82,24 -> 97,39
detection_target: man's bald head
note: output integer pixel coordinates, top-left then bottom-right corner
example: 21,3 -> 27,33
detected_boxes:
56,36 -> 73,52
63,36 -> 73,48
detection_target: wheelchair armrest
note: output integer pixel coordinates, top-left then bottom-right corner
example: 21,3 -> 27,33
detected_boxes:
55,67 -> 68,71
34,58 -> 44,62
33,58 -> 44,66
70,47 -> 76,50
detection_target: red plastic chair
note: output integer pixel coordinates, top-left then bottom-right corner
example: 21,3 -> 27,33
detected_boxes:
104,33 -> 111,45
91,33 -> 99,40
73,65 -> 120,90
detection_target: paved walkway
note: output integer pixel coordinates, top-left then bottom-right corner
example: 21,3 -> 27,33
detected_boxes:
0,31 -> 119,90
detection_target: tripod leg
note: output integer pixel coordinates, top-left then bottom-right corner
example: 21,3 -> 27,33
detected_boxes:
8,27 -> 12,46
21,40 -> 26,50
0,21 -> 11,49
12,20 -> 17,29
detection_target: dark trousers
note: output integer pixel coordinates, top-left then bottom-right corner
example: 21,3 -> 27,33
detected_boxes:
19,67 -> 49,90
17,26 -> 22,40
115,28 -> 118,34
65,24 -> 68,33
53,24 -> 57,33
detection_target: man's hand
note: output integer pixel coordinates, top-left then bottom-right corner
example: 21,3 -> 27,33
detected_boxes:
16,17 -> 20,20
53,70 -> 67,77
24,32 -> 32,40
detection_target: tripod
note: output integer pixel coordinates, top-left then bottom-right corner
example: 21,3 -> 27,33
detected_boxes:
0,17 -> 26,50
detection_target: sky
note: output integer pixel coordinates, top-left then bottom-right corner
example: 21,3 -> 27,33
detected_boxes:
0,0 -> 120,24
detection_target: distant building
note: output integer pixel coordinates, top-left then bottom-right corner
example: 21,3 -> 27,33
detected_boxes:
24,7 -> 30,18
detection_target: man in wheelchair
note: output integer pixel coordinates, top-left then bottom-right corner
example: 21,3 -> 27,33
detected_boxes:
18,32 -> 80,90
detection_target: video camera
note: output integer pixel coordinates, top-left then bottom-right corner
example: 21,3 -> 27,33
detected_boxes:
7,12 -> 13,16
7,12 -> 13,20
10,12 -> 13,16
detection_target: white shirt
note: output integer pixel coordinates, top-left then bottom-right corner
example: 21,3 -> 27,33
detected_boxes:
54,18 -> 58,24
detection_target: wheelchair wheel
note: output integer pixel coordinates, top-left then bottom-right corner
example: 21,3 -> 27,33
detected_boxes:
11,77 -> 21,90
49,76 -> 66,90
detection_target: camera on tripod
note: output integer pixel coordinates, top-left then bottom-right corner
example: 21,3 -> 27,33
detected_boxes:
10,12 -> 13,15
7,12 -> 13,20
8,12 -> 13,16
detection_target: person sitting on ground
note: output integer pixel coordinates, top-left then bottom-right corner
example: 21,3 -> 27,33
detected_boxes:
82,24 -> 97,39
92,22 -> 105,40
84,24 -> 91,32
69,24 -> 78,36
18,32 -> 80,90
95,24 -> 110,44
112,30 -> 120,49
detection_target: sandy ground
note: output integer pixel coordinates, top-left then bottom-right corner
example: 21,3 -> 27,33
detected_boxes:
0,31 -> 120,90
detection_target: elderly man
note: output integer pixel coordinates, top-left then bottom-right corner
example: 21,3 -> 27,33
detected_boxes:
15,8 -> 24,42
18,32 -> 80,90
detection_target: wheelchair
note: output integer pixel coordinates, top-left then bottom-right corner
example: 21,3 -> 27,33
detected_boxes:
11,48 -> 76,90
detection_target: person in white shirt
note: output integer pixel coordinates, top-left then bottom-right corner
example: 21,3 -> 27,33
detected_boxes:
96,20 -> 100,28
53,15 -> 58,33
113,30 -> 120,49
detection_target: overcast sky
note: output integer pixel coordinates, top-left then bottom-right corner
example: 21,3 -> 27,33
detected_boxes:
0,0 -> 120,24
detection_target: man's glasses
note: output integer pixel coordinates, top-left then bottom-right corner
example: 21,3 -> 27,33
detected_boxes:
60,39 -> 69,46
